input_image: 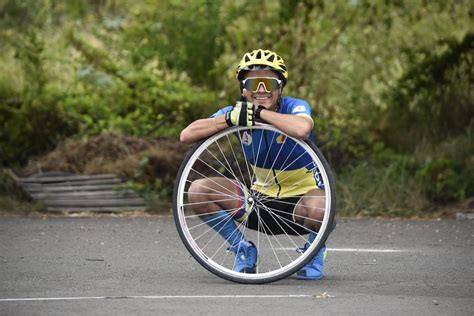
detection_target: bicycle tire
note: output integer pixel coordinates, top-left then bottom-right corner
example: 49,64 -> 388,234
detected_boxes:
173,124 -> 336,284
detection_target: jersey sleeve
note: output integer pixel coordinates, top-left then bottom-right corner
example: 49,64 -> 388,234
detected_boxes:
210,106 -> 233,118
289,100 -> 313,126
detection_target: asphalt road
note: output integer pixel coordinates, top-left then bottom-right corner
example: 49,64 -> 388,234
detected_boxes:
0,215 -> 473,315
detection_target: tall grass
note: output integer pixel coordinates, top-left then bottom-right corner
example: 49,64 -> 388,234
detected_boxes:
336,158 -> 429,217
336,128 -> 473,217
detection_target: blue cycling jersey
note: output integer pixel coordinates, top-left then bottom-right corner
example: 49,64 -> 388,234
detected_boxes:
211,96 -> 323,197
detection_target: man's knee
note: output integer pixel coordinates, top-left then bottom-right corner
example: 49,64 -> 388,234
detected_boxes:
188,179 -> 209,203
295,203 -> 322,230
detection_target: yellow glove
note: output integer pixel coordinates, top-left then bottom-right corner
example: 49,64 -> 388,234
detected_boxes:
225,101 -> 255,127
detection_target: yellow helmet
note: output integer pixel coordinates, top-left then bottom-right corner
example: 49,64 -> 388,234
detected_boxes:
236,49 -> 288,82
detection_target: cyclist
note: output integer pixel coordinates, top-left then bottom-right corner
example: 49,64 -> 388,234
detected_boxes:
180,49 -> 328,280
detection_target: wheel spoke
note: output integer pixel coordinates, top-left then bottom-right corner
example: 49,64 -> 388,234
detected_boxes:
255,201 -> 319,236
188,168 -> 238,198
225,134 -> 250,189
257,195 -> 327,213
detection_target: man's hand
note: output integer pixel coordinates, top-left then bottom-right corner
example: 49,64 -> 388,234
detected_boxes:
225,101 -> 255,127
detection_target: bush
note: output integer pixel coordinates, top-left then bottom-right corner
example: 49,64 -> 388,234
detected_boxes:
0,27 -> 217,167
0,30 -> 78,166
414,132 -> 474,203
416,159 -> 473,203
380,33 -> 474,150
0,169 -> 41,214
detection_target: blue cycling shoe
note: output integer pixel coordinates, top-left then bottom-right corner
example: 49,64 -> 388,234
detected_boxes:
228,240 -> 258,273
297,244 -> 327,280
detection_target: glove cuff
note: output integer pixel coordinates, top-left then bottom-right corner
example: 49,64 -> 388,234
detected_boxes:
255,106 -> 265,120
225,111 -> 233,127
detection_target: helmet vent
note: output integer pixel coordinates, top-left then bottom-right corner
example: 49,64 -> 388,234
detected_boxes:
256,51 -> 262,59
245,55 -> 250,62
268,55 -> 275,62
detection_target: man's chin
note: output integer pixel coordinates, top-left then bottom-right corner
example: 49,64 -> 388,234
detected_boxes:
252,101 -> 272,108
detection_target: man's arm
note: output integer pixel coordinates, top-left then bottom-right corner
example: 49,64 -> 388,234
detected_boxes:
258,109 -> 314,140
181,102 -> 255,144
180,115 -> 227,144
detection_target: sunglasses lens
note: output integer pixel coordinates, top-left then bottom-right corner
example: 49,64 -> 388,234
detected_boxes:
243,78 -> 280,92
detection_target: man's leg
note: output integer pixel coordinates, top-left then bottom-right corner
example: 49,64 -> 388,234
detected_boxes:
188,177 -> 257,272
293,188 -> 325,232
293,189 -> 327,280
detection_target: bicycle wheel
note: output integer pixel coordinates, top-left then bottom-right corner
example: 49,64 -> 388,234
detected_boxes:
173,124 -> 336,284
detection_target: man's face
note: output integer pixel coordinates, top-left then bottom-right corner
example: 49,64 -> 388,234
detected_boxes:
242,70 -> 282,110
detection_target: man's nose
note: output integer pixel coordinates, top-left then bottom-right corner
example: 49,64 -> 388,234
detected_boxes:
256,82 -> 268,93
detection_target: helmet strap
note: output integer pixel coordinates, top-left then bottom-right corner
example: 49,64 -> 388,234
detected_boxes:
276,95 -> 282,112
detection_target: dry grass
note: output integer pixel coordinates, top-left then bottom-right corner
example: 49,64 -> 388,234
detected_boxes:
18,133 -> 191,181
3,134 -> 192,215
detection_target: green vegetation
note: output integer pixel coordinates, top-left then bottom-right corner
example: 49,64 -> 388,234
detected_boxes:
0,0 -> 472,216
0,170 -> 43,214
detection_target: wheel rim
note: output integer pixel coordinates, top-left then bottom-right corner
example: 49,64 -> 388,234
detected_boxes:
174,124 -> 334,282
